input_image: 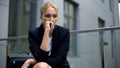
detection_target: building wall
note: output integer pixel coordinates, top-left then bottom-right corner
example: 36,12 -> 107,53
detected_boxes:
78,0 -> 117,68
0,0 -> 9,68
0,0 -> 9,38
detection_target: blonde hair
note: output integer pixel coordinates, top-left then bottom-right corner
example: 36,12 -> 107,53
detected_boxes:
40,1 -> 58,16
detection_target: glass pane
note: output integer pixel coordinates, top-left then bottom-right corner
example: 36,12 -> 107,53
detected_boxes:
69,32 -> 77,57
64,1 -> 68,15
8,0 -> 17,37
9,0 -> 37,36
64,17 -> 68,27
8,38 -> 30,56
69,19 -> 74,30
22,1 -> 31,35
69,3 -> 74,17
68,19 -> 77,56
64,1 -> 77,57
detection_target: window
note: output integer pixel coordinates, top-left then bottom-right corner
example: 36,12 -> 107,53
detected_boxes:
9,0 -> 37,37
64,0 -> 78,57
8,0 -> 37,53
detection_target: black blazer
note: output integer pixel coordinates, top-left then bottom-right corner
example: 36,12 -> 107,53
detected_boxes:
28,24 -> 70,68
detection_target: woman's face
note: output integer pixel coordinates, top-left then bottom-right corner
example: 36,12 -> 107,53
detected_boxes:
41,6 -> 58,26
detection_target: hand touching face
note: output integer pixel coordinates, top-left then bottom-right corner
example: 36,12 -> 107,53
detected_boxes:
44,21 -> 54,31
41,6 -> 58,31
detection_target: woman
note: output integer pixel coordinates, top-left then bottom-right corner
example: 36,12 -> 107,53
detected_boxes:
21,1 -> 70,68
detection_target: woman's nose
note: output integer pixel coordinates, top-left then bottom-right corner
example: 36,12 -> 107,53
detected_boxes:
49,17 -> 54,21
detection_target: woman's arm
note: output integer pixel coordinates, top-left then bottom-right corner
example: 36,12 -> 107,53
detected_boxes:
28,30 -> 49,62
40,29 -> 50,52
44,28 -> 70,67
29,26 -> 70,67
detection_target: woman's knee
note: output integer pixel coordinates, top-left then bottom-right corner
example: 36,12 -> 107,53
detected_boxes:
33,62 -> 51,68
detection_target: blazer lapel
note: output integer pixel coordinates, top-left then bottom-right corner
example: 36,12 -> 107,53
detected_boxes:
51,25 -> 59,53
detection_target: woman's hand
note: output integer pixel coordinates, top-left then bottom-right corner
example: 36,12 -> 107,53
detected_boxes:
45,21 -> 54,31
21,59 -> 37,68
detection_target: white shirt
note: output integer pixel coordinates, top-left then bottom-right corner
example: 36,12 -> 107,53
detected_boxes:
48,37 -> 52,56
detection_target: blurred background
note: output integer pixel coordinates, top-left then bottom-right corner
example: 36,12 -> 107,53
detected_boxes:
0,0 -> 120,68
